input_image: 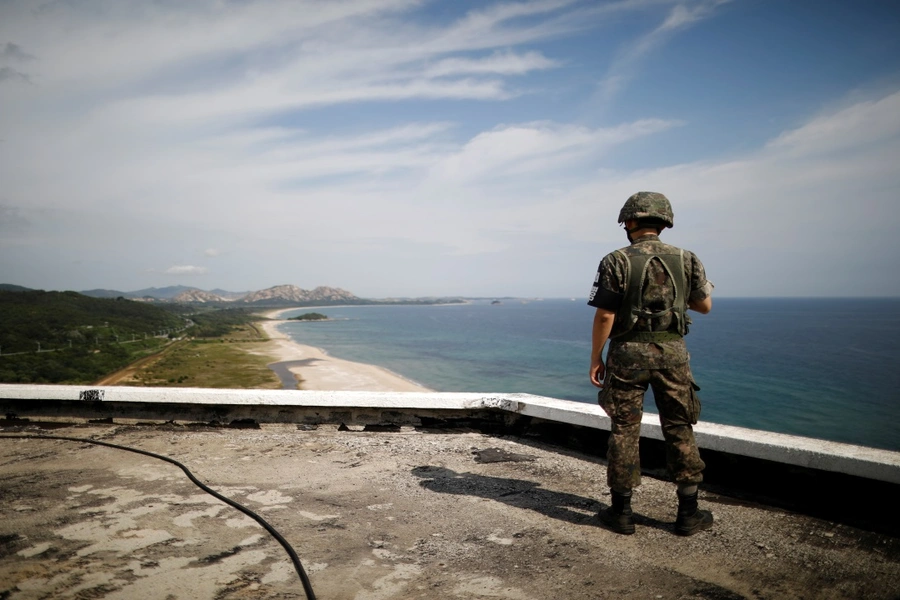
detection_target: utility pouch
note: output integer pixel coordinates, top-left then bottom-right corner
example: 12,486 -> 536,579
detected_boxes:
597,370 -> 612,411
598,370 -> 624,419
688,380 -> 702,424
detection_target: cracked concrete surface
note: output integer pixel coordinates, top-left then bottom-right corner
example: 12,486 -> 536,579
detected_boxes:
0,423 -> 897,599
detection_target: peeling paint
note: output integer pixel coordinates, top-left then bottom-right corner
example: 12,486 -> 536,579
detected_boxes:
245,490 -> 293,505
16,542 -> 52,558
296,510 -> 340,521
487,533 -> 514,546
354,563 -> 421,600
104,552 -> 269,600
173,506 -> 225,528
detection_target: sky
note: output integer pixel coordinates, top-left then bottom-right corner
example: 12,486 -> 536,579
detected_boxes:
1,0 -> 899,299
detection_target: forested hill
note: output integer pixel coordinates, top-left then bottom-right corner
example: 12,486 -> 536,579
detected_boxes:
0,290 -> 187,355
0,290 -> 276,385
0,290 -> 198,384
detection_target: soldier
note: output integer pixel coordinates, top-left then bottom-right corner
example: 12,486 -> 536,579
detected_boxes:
588,191 -> 714,536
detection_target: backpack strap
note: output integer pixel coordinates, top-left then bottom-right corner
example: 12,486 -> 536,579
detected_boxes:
611,248 -> 687,341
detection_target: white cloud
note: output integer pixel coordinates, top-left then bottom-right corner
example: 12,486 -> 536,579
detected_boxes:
0,0 -> 418,86
526,89 -> 900,295
0,0 -> 897,297
596,0 -> 734,103
425,50 -> 559,77
427,119 -> 681,185
164,266 -> 208,276
7,81 -> 899,295
766,91 -> 900,156
426,0 -> 579,51
0,0 -> 594,225
0,0 -> 579,133
659,0 -> 732,32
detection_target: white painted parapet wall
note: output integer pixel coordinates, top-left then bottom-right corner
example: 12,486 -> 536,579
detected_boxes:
1,384 -> 898,485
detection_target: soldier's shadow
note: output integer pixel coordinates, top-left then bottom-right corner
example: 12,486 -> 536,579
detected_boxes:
411,465 -> 669,532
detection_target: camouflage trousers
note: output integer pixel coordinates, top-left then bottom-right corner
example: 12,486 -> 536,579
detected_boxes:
598,363 -> 705,491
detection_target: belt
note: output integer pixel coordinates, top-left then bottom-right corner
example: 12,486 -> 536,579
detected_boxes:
615,331 -> 683,343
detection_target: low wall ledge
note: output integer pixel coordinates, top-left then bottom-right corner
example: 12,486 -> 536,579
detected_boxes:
1,384 -> 898,485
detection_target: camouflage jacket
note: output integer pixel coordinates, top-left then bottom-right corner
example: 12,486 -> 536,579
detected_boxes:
588,234 -> 711,369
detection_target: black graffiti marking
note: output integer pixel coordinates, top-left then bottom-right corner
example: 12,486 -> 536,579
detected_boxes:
78,389 -> 105,402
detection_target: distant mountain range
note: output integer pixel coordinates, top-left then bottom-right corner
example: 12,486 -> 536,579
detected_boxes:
1,283 -> 463,307
4,283 -> 357,304
87,284 -> 359,305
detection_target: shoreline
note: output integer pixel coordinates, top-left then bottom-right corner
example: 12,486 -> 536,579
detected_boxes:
253,309 -> 433,392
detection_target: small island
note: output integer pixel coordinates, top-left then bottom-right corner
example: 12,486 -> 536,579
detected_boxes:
288,312 -> 328,321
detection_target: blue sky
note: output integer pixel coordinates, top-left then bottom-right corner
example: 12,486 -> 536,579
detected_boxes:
1,0 -> 899,298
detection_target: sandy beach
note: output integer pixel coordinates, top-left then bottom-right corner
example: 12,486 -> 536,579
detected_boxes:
254,309 -> 432,392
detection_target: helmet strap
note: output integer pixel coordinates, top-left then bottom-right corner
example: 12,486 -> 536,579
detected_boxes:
624,224 -> 642,244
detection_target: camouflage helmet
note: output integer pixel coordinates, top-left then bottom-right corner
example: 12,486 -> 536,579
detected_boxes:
617,191 -> 674,228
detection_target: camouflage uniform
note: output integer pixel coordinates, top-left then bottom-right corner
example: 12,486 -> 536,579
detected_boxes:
588,234 -> 711,491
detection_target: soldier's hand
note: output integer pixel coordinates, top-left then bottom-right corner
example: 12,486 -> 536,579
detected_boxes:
590,358 -> 605,388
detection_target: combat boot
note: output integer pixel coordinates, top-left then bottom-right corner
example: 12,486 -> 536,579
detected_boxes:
674,491 -> 713,536
599,490 -> 635,535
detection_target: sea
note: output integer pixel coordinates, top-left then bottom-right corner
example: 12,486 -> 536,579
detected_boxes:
275,298 -> 900,452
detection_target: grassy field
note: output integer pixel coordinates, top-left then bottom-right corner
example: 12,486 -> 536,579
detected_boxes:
107,323 -> 285,389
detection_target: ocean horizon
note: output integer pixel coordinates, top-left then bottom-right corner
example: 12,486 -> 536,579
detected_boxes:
275,298 -> 900,452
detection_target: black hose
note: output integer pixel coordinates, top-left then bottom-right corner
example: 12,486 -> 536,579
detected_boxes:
0,433 -> 316,600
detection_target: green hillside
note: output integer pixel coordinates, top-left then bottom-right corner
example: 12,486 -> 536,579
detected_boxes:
0,290 -> 189,384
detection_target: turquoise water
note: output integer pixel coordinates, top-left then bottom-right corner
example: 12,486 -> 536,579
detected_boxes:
276,298 -> 900,451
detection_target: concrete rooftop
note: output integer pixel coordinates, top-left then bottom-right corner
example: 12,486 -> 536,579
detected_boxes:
1,413 -> 898,600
